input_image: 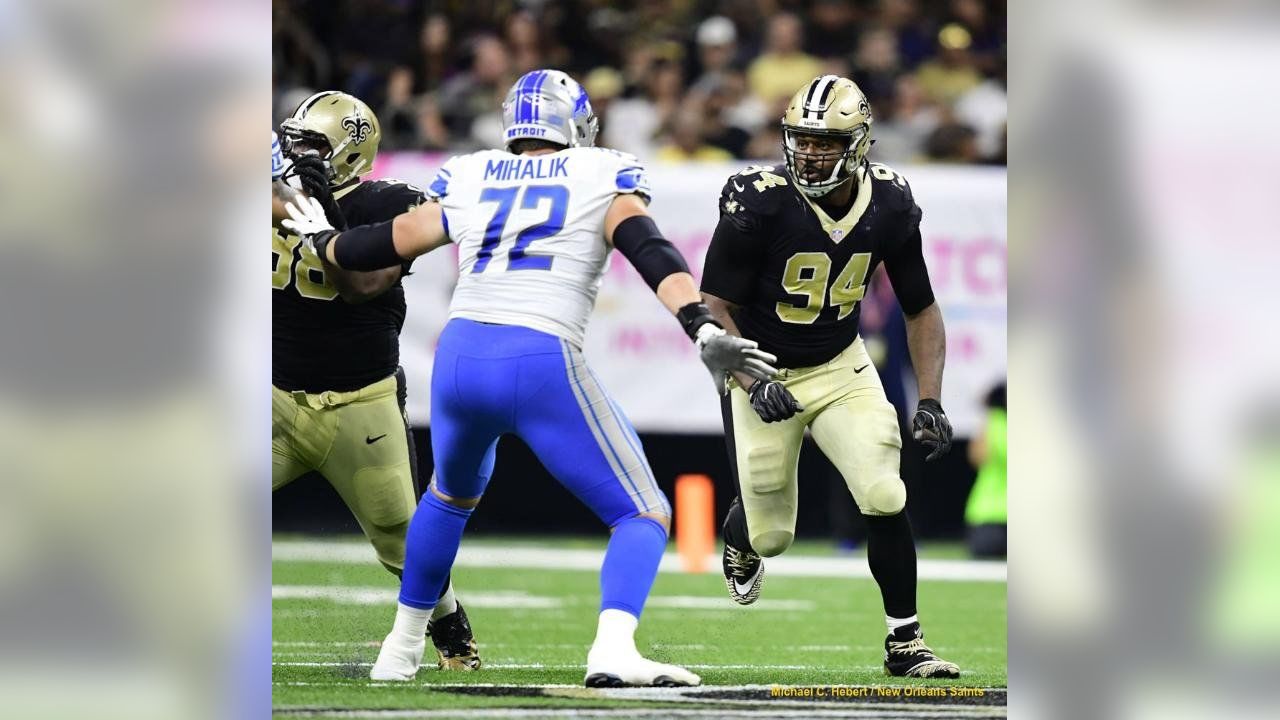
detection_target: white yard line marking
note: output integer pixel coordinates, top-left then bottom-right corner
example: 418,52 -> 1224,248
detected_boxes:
271,587 -> 561,608
272,541 -> 1006,582
273,661 -> 883,670
273,586 -> 813,611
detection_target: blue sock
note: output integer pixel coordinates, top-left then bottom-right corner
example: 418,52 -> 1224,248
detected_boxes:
398,492 -> 473,610
599,516 -> 667,617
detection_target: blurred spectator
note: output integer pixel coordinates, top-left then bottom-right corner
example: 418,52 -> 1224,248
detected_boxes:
984,124 -> 1007,166
436,35 -> 511,151
380,66 -> 422,150
878,0 -> 934,69
505,10 -> 552,77
744,95 -> 791,161
697,79 -> 753,159
656,107 -> 734,163
605,54 -> 684,160
414,94 -> 451,151
852,27 -> 902,107
746,13 -> 823,106
947,0 -> 1004,75
416,14 -> 454,91
715,69 -> 768,138
954,53 -> 1007,162
689,15 -> 740,94
273,2 -> 330,95
806,0 -> 859,59
966,382 -> 1007,559
914,23 -> 983,107
868,75 -> 941,163
583,67 -> 624,141
925,122 -> 980,163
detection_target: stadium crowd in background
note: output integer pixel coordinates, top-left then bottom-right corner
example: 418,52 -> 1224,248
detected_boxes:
273,0 -> 1005,165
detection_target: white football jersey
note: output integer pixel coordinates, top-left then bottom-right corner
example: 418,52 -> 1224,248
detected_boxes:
426,147 -> 650,347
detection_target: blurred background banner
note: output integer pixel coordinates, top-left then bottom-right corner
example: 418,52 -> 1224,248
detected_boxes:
372,154 -> 1006,434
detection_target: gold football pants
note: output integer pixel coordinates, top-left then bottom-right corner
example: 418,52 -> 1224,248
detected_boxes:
272,370 -> 418,574
724,336 -> 904,557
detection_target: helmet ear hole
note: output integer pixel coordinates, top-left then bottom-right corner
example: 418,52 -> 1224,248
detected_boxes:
345,152 -> 360,167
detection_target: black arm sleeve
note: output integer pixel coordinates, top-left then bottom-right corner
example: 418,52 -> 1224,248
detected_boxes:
611,215 -> 691,292
882,225 -> 936,315
700,215 -> 767,305
330,219 -> 406,271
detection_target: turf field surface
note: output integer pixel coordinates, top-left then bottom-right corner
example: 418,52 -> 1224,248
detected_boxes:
273,536 -> 1007,718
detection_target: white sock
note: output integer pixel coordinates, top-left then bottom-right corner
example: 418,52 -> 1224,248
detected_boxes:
591,608 -> 639,654
388,602 -> 432,645
886,614 -> 918,633
431,583 -> 459,620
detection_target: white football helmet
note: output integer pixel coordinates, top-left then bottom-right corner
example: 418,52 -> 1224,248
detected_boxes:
501,69 -> 599,150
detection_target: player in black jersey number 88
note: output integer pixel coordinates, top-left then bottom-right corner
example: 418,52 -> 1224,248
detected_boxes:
700,75 -> 959,678
272,91 -> 481,671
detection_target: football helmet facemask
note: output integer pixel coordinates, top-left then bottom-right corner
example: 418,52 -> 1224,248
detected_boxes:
280,91 -> 381,187
781,75 -> 874,198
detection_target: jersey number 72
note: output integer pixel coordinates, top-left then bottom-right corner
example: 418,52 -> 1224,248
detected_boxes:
472,185 -> 570,273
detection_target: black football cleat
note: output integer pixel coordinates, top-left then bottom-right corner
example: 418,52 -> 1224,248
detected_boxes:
883,622 -> 960,678
427,601 -> 482,670
722,542 -> 765,605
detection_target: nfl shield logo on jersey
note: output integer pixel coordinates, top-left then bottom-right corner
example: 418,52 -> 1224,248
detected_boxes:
830,228 -> 845,241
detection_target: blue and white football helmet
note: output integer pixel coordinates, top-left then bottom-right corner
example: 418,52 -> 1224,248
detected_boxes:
501,69 -> 599,150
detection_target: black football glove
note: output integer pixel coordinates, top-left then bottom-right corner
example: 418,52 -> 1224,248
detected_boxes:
912,398 -> 953,461
288,154 -> 348,230
748,379 -> 804,423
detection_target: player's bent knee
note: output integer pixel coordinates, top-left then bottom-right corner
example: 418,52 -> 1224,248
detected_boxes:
751,529 -> 794,557
862,476 -> 906,515
636,511 -> 670,534
368,522 -> 409,571
429,482 -> 482,510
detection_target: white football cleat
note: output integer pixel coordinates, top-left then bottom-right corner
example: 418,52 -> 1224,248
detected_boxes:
369,633 -> 424,681
584,646 -> 701,687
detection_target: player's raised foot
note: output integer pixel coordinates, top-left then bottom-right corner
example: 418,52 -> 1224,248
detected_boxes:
370,633 -> 424,681
428,601 -> 482,670
883,622 -> 961,679
584,646 -> 701,688
723,542 -> 765,605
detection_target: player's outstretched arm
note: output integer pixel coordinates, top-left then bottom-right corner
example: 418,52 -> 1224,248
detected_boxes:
282,195 -> 450,271
603,194 -> 778,394
885,223 -> 952,459
701,293 -> 765,392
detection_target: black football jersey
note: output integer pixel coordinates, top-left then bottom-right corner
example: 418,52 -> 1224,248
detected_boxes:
701,163 -> 933,369
272,179 -> 425,392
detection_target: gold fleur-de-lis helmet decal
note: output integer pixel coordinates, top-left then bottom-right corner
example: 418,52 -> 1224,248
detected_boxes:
343,114 -> 373,145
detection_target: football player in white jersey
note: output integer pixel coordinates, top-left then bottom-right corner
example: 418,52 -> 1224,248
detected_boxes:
283,69 -> 778,687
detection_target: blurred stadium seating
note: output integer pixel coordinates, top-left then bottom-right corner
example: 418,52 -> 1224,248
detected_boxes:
273,0 -> 1006,164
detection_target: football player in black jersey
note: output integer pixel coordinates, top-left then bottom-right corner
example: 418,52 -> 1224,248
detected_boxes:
701,76 -> 959,678
273,92 -> 480,670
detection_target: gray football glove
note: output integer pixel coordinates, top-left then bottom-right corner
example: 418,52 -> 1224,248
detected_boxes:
693,323 -> 778,395
912,398 -> 953,461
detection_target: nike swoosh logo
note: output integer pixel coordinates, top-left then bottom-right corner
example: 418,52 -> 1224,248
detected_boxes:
733,566 -> 762,595
854,364 -> 870,373
366,434 -> 387,444
733,181 -> 744,192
